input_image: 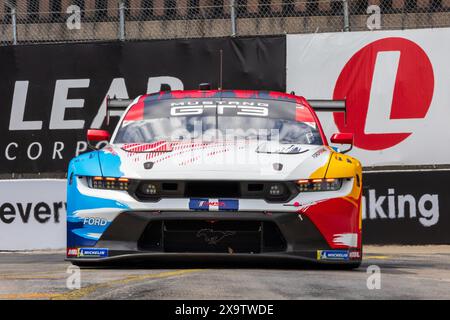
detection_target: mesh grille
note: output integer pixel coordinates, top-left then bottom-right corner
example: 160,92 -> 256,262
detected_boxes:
138,220 -> 287,253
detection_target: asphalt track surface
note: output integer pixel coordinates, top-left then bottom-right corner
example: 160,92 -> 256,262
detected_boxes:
0,246 -> 449,300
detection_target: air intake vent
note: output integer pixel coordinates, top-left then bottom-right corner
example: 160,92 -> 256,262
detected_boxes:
137,220 -> 287,254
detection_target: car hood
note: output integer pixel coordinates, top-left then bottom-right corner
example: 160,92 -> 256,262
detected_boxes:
98,141 -> 332,181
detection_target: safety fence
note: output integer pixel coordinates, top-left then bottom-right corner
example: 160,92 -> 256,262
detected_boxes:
1,0 -> 449,44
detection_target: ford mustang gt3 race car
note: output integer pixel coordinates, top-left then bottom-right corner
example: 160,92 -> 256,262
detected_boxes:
66,89 -> 363,267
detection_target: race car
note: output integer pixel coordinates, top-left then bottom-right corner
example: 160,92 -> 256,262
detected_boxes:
66,88 -> 363,268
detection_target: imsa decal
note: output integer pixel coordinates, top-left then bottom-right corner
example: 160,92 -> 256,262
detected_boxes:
189,199 -> 239,211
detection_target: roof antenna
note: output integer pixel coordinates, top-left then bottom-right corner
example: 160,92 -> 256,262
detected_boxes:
218,49 -> 223,90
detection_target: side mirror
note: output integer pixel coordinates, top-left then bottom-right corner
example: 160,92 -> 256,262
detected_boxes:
330,133 -> 353,154
87,129 -> 110,149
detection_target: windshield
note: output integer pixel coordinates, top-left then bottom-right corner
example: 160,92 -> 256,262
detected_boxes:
114,98 -> 323,145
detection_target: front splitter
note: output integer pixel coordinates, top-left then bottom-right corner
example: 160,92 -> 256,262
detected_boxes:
66,251 -> 362,268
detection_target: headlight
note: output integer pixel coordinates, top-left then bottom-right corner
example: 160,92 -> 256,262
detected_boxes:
265,182 -> 289,200
139,183 -> 159,195
88,176 -> 130,190
268,183 -> 285,196
296,178 -> 343,192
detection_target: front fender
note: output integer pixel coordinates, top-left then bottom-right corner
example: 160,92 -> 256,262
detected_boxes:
68,151 -> 102,178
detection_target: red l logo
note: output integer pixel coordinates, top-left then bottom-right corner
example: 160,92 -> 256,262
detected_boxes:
333,37 -> 434,151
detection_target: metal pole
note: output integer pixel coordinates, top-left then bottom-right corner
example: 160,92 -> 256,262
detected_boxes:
342,0 -> 350,32
230,0 -> 236,37
119,0 -> 125,41
11,7 -> 17,45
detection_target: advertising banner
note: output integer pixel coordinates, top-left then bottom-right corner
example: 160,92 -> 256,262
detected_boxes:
362,170 -> 450,244
0,36 -> 286,174
0,179 -> 66,250
287,28 -> 450,167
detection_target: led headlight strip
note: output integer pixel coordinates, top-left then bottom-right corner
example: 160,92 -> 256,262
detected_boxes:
88,176 -> 130,190
296,178 -> 343,192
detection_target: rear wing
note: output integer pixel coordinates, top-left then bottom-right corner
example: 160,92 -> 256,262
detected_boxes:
105,84 -> 172,121
104,96 -> 347,123
105,96 -> 133,125
307,99 -> 346,113
107,97 -> 133,110
307,99 -> 346,123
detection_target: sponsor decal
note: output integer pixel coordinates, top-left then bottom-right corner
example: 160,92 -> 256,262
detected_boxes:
189,199 -> 239,211
256,143 -> 305,154
170,103 -> 269,117
83,217 -> 108,226
66,248 -> 79,257
349,250 -> 362,260
311,147 -> 326,158
67,248 -> 109,258
78,248 -> 108,258
317,250 -> 350,261
170,100 -> 269,107
196,229 -> 236,245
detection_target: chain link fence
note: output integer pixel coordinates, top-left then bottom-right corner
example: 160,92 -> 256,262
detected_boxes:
348,0 -> 450,31
1,0 -> 449,45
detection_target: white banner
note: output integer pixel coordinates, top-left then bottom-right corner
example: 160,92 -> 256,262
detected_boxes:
287,28 -> 450,167
0,179 -> 66,250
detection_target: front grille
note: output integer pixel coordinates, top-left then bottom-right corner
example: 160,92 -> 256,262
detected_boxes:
131,180 -> 297,202
137,220 -> 286,254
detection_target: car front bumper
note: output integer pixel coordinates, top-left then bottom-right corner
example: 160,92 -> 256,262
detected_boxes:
66,210 -> 362,266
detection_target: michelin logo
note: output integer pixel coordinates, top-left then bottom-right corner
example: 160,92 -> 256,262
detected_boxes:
317,250 -> 349,261
78,248 -> 108,258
